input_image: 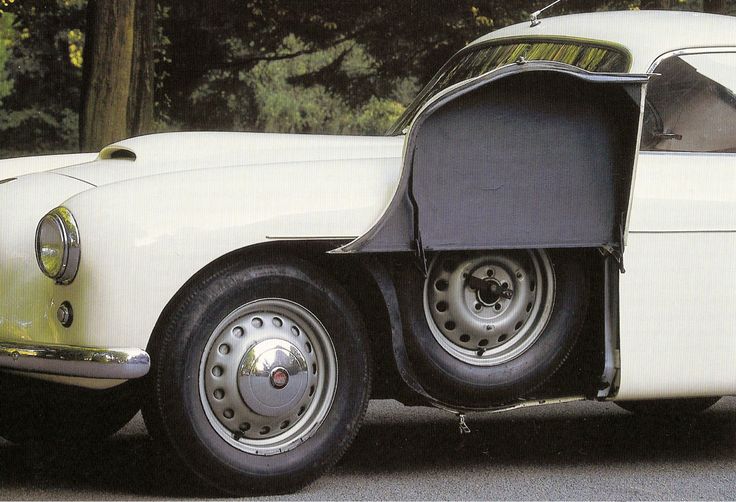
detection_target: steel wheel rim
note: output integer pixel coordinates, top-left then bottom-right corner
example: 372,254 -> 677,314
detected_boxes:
199,298 -> 338,456
423,250 -> 555,366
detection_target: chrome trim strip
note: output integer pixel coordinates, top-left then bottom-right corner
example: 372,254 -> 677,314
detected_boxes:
646,46 -> 736,74
0,341 -> 150,379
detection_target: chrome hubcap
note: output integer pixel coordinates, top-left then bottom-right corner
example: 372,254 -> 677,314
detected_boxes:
199,298 -> 337,456
237,339 -> 308,417
424,250 -> 555,366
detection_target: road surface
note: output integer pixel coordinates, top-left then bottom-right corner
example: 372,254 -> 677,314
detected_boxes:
1,398 -> 735,500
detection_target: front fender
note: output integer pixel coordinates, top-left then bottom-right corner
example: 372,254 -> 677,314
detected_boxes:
0,173 -> 93,345
53,157 -> 401,349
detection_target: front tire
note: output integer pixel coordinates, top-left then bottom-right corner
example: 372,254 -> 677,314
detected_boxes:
143,255 -> 371,495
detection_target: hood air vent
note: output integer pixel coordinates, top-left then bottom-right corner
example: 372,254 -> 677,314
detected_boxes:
98,146 -> 137,161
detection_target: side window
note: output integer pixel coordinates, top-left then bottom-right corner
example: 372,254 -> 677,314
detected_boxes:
641,52 -> 736,153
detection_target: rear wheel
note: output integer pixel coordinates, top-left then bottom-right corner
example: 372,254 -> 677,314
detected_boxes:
143,256 -> 371,495
398,249 -> 588,406
616,397 -> 720,416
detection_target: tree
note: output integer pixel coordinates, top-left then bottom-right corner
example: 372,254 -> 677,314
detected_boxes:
0,13 -> 13,106
1,0 -> 734,157
703,0 -> 728,12
79,0 -> 153,151
0,0 -> 87,155
127,0 -> 154,136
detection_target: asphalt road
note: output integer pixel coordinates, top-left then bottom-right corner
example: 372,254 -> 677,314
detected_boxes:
1,398 -> 735,500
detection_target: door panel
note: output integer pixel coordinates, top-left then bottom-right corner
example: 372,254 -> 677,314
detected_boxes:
618,151 -> 736,399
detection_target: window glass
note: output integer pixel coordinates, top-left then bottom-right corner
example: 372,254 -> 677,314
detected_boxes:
388,40 -> 629,135
641,52 -> 736,153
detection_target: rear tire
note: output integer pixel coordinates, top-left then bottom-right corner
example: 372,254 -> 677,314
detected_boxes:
143,255 -> 371,495
398,249 -> 588,406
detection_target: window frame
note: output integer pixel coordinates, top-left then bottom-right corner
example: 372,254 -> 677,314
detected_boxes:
387,36 -> 633,136
642,47 -> 736,154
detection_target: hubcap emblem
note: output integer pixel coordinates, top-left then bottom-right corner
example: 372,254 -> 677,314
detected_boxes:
270,367 -> 289,389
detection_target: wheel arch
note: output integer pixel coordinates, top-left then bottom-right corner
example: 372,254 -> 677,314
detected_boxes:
147,241 -> 408,399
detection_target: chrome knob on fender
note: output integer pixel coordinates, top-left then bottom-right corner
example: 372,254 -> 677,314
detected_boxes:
238,340 -> 308,417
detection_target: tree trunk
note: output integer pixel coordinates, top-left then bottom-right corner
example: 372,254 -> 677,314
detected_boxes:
127,0 -> 155,137
80,0 -> 155,151
703,0 -> 727,13
79,0 -> 135,151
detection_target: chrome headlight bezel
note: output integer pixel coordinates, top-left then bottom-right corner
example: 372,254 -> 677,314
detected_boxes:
35,207 -> 80,284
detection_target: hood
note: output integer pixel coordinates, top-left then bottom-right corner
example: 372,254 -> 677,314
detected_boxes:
53,132 -> 405,186
0,152 -> 98,180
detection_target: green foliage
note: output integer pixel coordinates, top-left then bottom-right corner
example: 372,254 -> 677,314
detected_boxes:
0,0 -> 86,154
237,36 -> 353,133
0,0 -> 735,157
354,97 -> 406,135
0,13 -> 14,106
191,35 -> 412,135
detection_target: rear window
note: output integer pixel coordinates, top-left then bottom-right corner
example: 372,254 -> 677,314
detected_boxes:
641,52 -> 736,153
389,39 -> 630,135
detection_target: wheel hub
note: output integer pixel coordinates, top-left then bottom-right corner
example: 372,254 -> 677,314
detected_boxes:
424,251 -> 555,366
238,340 -> 308,417
474,278 -> 511,306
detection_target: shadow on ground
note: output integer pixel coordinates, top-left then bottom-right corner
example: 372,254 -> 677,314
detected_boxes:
0,400 -> 734,498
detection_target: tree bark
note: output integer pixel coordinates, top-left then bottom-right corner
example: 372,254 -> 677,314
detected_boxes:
80,0 -> 155,151
127,0 -> 155,136
703,0 -> 727,13
80,0 -> 135,151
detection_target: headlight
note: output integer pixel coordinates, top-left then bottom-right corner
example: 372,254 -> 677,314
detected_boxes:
35,207 -> 80,284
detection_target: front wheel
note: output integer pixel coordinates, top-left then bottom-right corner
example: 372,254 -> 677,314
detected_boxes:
143,256 -> 371,495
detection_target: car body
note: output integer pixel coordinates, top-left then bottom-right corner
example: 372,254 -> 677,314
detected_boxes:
1,9 -> 735,494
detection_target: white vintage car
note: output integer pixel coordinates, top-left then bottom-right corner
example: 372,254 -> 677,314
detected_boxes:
1,9 -> 735,494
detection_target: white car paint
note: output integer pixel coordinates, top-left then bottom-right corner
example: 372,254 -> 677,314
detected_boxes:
0,152 -> 97,179
58,132 -> 405,186
0,134 -> 404,352
479,10 -> 736,73
618,151 -> 736,399
0,173 -> 94,345
1,11 -> 735,402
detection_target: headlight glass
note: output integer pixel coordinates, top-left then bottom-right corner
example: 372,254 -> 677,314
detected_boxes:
35,207 -> 80,284
37,215 -> 65,277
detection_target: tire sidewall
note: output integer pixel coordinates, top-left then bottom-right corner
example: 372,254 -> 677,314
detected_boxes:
399,250 -> 588,405
155,258 -> 370,493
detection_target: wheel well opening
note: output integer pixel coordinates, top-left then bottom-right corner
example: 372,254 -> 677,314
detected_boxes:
536,248 -> 607,398
149,241 -> 403,399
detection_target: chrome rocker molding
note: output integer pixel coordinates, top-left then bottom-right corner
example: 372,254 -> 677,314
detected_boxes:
0,341 -> 150,379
